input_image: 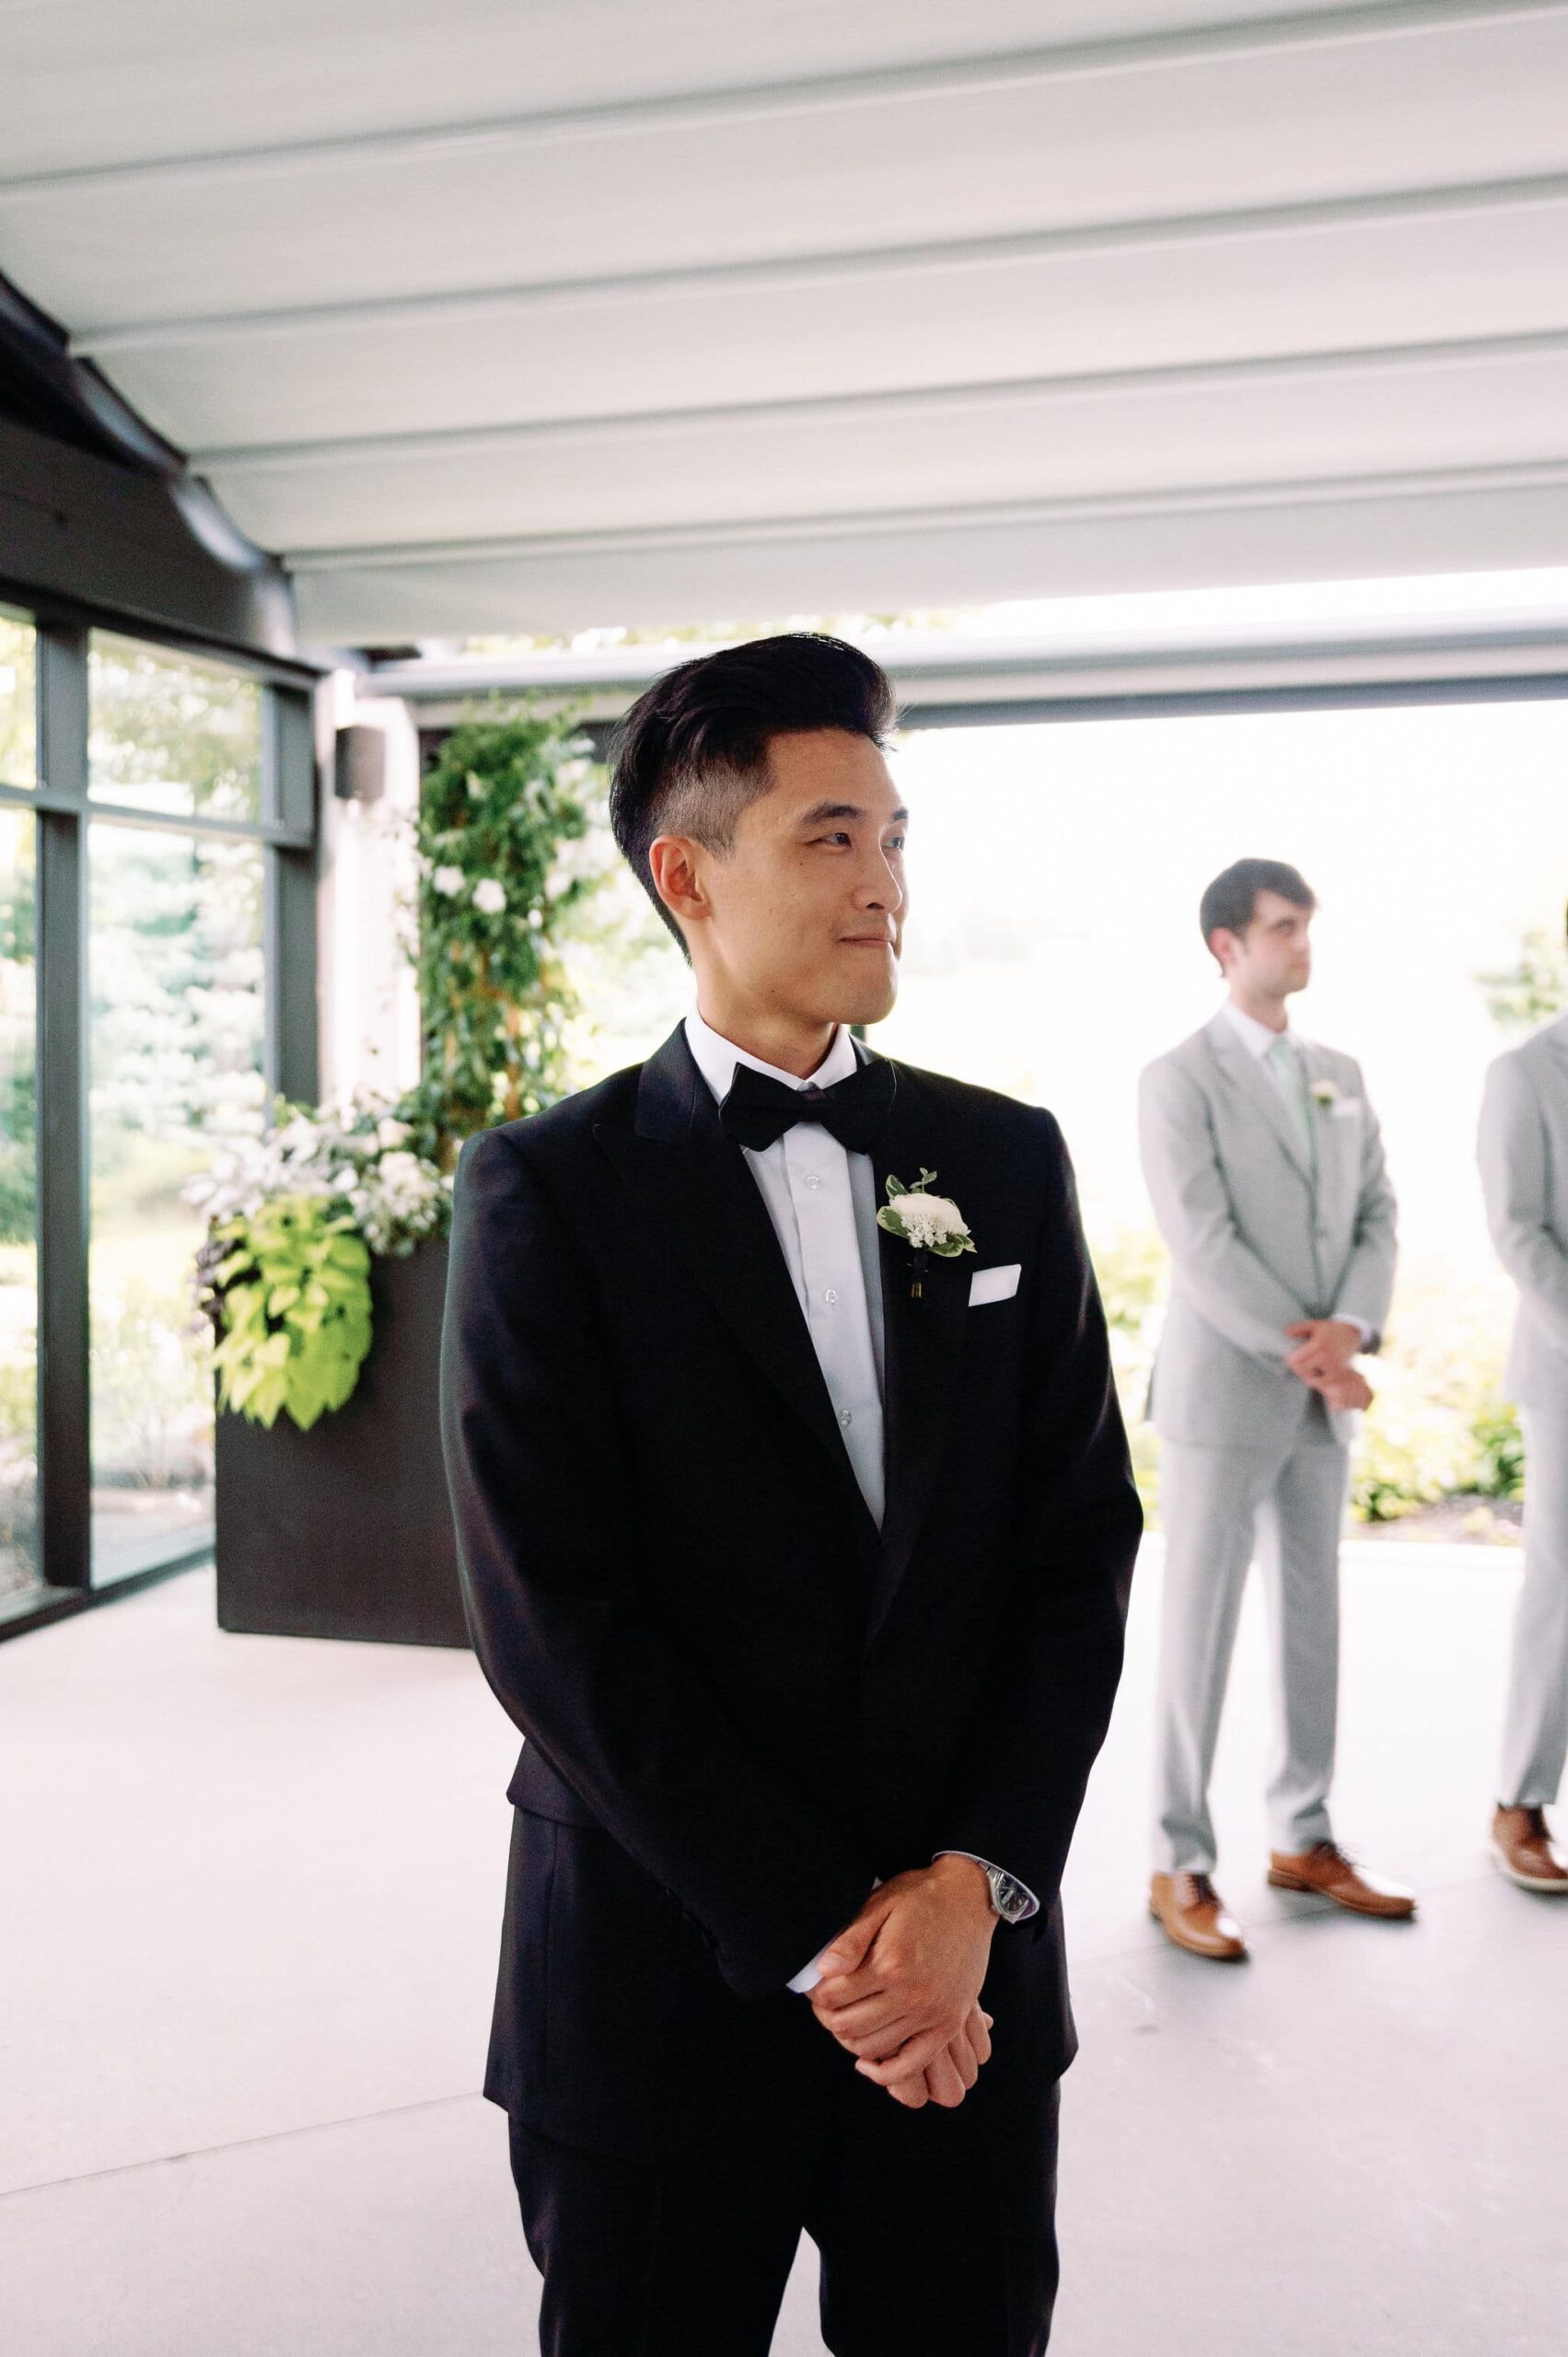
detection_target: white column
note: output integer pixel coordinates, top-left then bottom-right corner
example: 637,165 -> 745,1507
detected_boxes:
315,676 -> 423,1111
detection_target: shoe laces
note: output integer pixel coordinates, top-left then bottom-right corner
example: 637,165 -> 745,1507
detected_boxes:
1178,1872 -> 1218,1906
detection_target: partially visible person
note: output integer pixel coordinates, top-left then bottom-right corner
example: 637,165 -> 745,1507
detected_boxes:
1137,857 -> 1413,1961
1477,927 -> 1568,1896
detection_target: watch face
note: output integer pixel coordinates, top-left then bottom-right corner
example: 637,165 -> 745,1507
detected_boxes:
993,1873 -> 1028,1922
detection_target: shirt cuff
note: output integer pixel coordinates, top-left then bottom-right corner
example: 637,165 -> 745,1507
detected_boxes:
932,1850 -> 1040,1921
1332,1310 -> 1375,1349
788,1876 -> 882,1993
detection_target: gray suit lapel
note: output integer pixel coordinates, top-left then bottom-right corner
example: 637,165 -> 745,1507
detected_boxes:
1544,1015 -> 1568,1085
1202,1014 -> 1315,1189
1299,1038 -> 1354,1229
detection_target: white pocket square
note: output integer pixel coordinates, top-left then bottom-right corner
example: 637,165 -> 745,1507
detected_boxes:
1330,1097 -> 1363,1120
969,1262 -> 1021,1306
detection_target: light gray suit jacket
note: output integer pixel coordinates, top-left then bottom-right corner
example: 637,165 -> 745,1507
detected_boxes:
1138,1012 -> 1398,1451
1477,1011 -> 1568,1411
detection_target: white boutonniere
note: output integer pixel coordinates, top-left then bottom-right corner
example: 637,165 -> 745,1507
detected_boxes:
1309,1078 -> 1340,1109
877,1167 -> 976,1297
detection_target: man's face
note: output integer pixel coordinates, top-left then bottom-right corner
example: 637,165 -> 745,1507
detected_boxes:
1216,888 -> 1313,997
665,729 -> 907,1028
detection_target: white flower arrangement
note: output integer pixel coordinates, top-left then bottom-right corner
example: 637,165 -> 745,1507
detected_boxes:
876,1169 -> 976,1294
472,877 -> 507,914
432,865 -> 466,898
1310,1077 -> 1341,1109
182,1088 -> 453,1290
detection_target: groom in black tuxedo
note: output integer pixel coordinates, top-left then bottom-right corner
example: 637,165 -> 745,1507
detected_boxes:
439,633 -> 1141,2355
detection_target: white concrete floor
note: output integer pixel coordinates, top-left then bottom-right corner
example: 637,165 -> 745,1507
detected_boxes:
2,1540 -> 1563,2355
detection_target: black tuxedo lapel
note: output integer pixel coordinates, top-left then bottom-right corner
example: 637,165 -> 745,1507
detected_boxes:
595,1025 -> 969,1641
858,1047 -> 970,1653
595,1025 -> 879,1542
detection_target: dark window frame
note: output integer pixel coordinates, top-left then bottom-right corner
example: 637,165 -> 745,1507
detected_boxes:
0,584 -> 323,1643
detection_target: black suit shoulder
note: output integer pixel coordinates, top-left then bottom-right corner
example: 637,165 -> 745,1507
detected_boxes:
880,1052 -> 1064,1155
458,1060 -> 642,1171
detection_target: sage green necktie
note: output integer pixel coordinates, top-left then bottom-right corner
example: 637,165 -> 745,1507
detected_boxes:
1264,1033 -> 1317,1174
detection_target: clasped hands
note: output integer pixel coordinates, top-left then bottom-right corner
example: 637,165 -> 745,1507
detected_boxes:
806,1854 -> 998,2111
1284,1316 -> 1373,1411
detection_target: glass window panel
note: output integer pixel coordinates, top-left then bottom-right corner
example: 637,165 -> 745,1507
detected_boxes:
0,610 -> 37,791
88,633 -> 262,821
0,807 -> 40,1610
87,822 -> 266,1582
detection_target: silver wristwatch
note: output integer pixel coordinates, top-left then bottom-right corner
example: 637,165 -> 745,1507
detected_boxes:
983,1864 -> 1032,1924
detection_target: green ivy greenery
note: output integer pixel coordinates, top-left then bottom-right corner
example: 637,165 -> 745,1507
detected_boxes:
206,1194 -> 373,1430
406,703 -> 603,1168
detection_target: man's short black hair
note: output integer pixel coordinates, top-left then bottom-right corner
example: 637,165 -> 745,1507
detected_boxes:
608,632 -> 898,955
1200,857 -> 1317,953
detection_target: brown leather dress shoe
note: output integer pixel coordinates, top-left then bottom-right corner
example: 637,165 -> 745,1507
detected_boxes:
1149,1871 -> 1249,1960
1267,1839 -> 1416,1918
1492,1805 -> 1568,1893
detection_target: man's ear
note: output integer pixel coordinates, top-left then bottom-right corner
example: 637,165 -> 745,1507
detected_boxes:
649,833 -> 707,935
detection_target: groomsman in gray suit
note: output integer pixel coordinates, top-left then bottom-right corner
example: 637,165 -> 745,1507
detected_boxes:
1477,969 -> 1568,1893
1138,858 -> 1415,1960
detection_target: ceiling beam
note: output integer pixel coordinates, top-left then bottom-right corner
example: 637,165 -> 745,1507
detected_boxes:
357,610 -> 1568,702
282,455 -> 1568,574
1,0 -> 1556,201
71,168 -> 1568,358
194,324 -> 1568,479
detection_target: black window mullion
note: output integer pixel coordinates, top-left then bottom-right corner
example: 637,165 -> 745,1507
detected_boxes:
262,686 -> 322,1106
34,625 -> 91,1592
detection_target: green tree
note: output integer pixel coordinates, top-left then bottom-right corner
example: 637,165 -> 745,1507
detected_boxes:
1479,918 -> 1568,1031
88,636 -> 261,820
0,809 -> 37,1246
0,615 -> 35,789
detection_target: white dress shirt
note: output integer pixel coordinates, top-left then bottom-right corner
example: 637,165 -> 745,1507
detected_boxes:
1220,1001 -> 1373,1346
685,1008 -> 888,1525
683,1009 -> 1038,1991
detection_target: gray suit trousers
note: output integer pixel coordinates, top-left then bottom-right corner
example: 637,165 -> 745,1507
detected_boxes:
1153,1406 -> 1351,1874
1499,1409 -> 1568,1809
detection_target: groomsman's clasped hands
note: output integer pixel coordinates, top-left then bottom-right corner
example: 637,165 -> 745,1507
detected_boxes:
1283,1318 -> 1374,1414
807,1856 -> 1000,2108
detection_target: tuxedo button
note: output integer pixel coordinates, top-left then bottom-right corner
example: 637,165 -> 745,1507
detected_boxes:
804,1174 -> 820,1190
840,1409 -> 854,1426
823,1287 -> 839,1305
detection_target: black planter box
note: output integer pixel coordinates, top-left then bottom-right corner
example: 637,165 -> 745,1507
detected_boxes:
215,1235 -> 469,1648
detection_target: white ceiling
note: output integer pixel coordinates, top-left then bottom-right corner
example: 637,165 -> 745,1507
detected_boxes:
6,1 -> 1568,643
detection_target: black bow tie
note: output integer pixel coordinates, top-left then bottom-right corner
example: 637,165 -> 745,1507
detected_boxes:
718,1054 -> 898,1154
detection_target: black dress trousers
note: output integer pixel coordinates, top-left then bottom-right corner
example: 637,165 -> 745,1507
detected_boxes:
506,1996 -> 1061,2357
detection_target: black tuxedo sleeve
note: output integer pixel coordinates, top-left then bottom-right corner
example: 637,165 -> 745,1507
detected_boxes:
439,1124 -> 878,2001
937,1110 -> 1142,1923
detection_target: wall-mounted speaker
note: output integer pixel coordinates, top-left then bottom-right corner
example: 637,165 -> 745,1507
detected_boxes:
334,724 -> 386,804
